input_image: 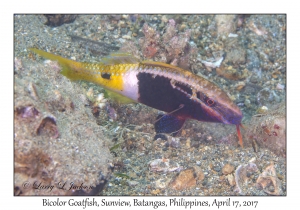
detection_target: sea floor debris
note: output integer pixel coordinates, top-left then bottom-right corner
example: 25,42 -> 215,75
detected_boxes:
256,163 -> 283,195
14,58 -> 113,195
234,160 -> 259,194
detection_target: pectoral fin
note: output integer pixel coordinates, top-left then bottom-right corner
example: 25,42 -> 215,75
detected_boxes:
104,89 -> 136,104
154,114 -> 186,140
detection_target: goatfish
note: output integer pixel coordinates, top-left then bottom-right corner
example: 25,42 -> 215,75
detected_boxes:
29,48 -> 244,147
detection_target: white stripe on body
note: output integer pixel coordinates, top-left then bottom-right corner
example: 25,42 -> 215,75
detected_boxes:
119,70 -> 139,101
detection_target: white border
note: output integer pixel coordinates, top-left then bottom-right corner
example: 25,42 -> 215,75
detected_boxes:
4,1 -> 296,209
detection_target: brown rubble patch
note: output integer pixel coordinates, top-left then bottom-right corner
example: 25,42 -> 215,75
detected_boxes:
168,166 -> 204,190
216,65 -> 249,80
36,116 -> 59,139
256,163 -> 283,195
222,164 -> 235,175
44,15 -> 78,27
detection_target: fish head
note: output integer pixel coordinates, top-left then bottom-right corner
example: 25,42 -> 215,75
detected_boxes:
195,81 -> 244,147
195,82 -> 243,126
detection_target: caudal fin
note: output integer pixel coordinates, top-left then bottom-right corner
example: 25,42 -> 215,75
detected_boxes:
28,48 -> 81,80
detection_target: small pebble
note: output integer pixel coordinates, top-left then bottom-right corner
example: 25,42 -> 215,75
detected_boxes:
169,167 -> 204,191
122,35 -> 131,40
222,164 -> 235,175
228,33 -> 238,37
127,180 -> 139,186
226,174 -> 236,186
276,83 -> 284,90
257,106 -> 268,114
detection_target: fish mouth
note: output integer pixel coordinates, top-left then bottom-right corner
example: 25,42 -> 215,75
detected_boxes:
225,115 -> 242,125
212,111 -> 244,148
221,106 -> 243,125
210,107 -> 244,148
204,103 -> 243,125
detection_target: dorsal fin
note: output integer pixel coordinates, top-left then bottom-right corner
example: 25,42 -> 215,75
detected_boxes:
99,52 -> 140,65
141,60 -> 188,72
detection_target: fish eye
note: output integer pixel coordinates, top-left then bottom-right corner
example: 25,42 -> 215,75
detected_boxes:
205,97 -> 215,107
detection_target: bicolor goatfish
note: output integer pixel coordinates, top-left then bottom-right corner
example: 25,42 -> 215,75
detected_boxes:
29,48 -> 244,147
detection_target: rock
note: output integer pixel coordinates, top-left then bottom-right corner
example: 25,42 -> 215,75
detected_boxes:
225,47 -> 246,64
168,137 -> 181,148
151,189 -> 161,195
222,164 -> 235,175
256,163 -> 283,195
244,102 -> 286,157
216,65 -> 248,80
256,106 -> 268,114
44,15 -> 77,27
234,162 -> 258,194
14,60 -> 113,195
235,81 -> 246,91
14,57 -> 24,72
247,20 -> 268,36
276,83 -> 285,90
257,88 -> 277,106
168,166 -> 204,190
226,174 -> 236,186
215,15 -> 237,35
155,178 -> 171,189
149,158 -> 182,173
36,115 -> 59,139
127,180 -> 139,186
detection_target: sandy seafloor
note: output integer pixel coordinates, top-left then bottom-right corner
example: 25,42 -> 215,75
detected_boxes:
14,14 -> 286,196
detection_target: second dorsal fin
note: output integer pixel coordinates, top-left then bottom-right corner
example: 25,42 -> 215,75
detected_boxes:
99,52 -> 140,65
